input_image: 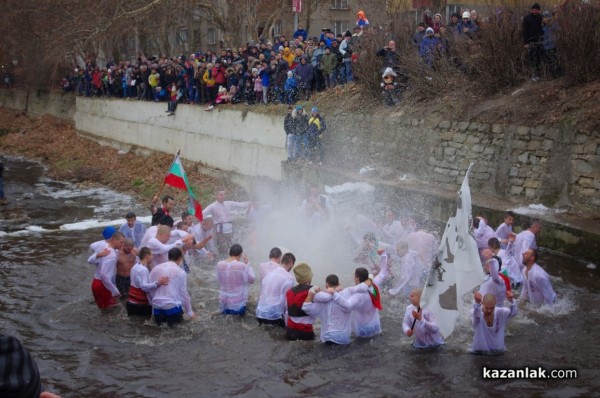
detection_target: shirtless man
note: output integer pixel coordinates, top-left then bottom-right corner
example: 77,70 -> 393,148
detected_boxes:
116,238 -> 137,297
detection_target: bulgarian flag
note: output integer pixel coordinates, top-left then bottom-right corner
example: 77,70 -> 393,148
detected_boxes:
369,283 -> 383,310
164,153 -> 203,221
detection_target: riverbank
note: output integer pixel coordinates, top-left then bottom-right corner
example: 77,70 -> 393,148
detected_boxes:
0,108 -> 246,207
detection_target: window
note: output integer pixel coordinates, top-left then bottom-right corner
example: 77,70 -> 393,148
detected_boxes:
208,28 -> 216,45
331,0 -> 349,9
333,20 -> 349,36
273,20 -> 283,36
193,29 -> 201,48
176,28 -> 189,47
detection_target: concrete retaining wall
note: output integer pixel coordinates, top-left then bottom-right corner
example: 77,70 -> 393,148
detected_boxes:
73,97 -> 287,180
0,89 -> 74,120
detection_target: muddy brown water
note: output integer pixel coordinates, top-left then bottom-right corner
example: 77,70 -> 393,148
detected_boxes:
0,157 -> 598,398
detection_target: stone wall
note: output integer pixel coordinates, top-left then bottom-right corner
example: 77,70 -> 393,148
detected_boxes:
326,113 -> 599,215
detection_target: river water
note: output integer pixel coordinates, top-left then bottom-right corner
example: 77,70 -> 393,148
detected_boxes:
0,157 -> 598,398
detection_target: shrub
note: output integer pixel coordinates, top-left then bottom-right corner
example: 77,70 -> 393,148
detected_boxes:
355,3 -> 600,102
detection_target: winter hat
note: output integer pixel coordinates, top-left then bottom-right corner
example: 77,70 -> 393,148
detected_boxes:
102,226 -> 116,240
344,30 -> 352,38
311,107 -> 318,113
252,68 -> 259,74
287,70 -> 294,76
382,67 -> 397,78
295,105 -> 303,110
462,11 -> 471,18
434,13 -> 443,19
542,11 -> 552,17
426,27 -> 434,34
531,3 -> 541,10
293,262 -> 313,284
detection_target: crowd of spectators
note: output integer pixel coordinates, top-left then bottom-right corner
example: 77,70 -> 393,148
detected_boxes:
60,5 -> 564,110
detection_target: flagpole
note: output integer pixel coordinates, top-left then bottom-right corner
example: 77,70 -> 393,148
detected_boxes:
152,149 -> 181,204
411,307 -> 421,331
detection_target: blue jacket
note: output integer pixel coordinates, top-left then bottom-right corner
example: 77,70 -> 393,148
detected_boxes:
294,29 -> 308,41
284,76 -> 298,91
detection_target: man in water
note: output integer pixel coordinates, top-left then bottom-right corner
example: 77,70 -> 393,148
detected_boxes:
302,274 -> 354,345
470,290 -> 517,355
403,288 -> 444,349
149,247 -> 196,326
343,266 -> 384,339
258,247 -> 283,286
256,252 -> 296,327
150,194 -> 175,226
521,249 -> 556,306
147,225 -> 192,266
389,241 -> 424,297
89,226 -> 117,256
89,231 -> 125,309
495,211 -> 516,249
512,219 -> 541,265
189,216 -> 216,264
202,189 -> 250,256
127,247 -> 169,317
285,263 -> 316,341
479,248 -> 510,308
119,211 -> 146,248
116,238 -> 137,297
216,244 -> 255,315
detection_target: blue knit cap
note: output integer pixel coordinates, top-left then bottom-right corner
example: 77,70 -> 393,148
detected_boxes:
102,226 -> 116,239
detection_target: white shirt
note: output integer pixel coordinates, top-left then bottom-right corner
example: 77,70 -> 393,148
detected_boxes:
190,223 -> 217,256
471,300 -> 518,354
302,291 -> 353,344
402,305 -> 444,348
258,261 -> 280,287
382,220 -> 407,246
497,246 -> 522,283
216,259 -> 256,312
407,230 -> 438,266
343,283 -> 382,338
140,225 -> 158,248
479,258 -> 507,307
89,247 -> 119,296
202,200 -> 250,231
511,230 -> 537,262
119,221 -> 146,248
147,237 -> 183,267
495,222 -> 513,248
89,239 -> 109,255
389,250 -> 423,296
130,263 -> 158,293
474,219 -> 498,249
521,263 -> 556,306
256,266 -> 295,320
149,261 -> 193,316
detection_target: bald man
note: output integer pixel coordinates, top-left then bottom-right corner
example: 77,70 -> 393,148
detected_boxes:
402,288 -> 444,349
470,291 -> 517,355
521,249 -> 556,306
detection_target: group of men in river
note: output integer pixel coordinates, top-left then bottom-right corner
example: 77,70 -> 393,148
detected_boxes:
86,187 -> 556,355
